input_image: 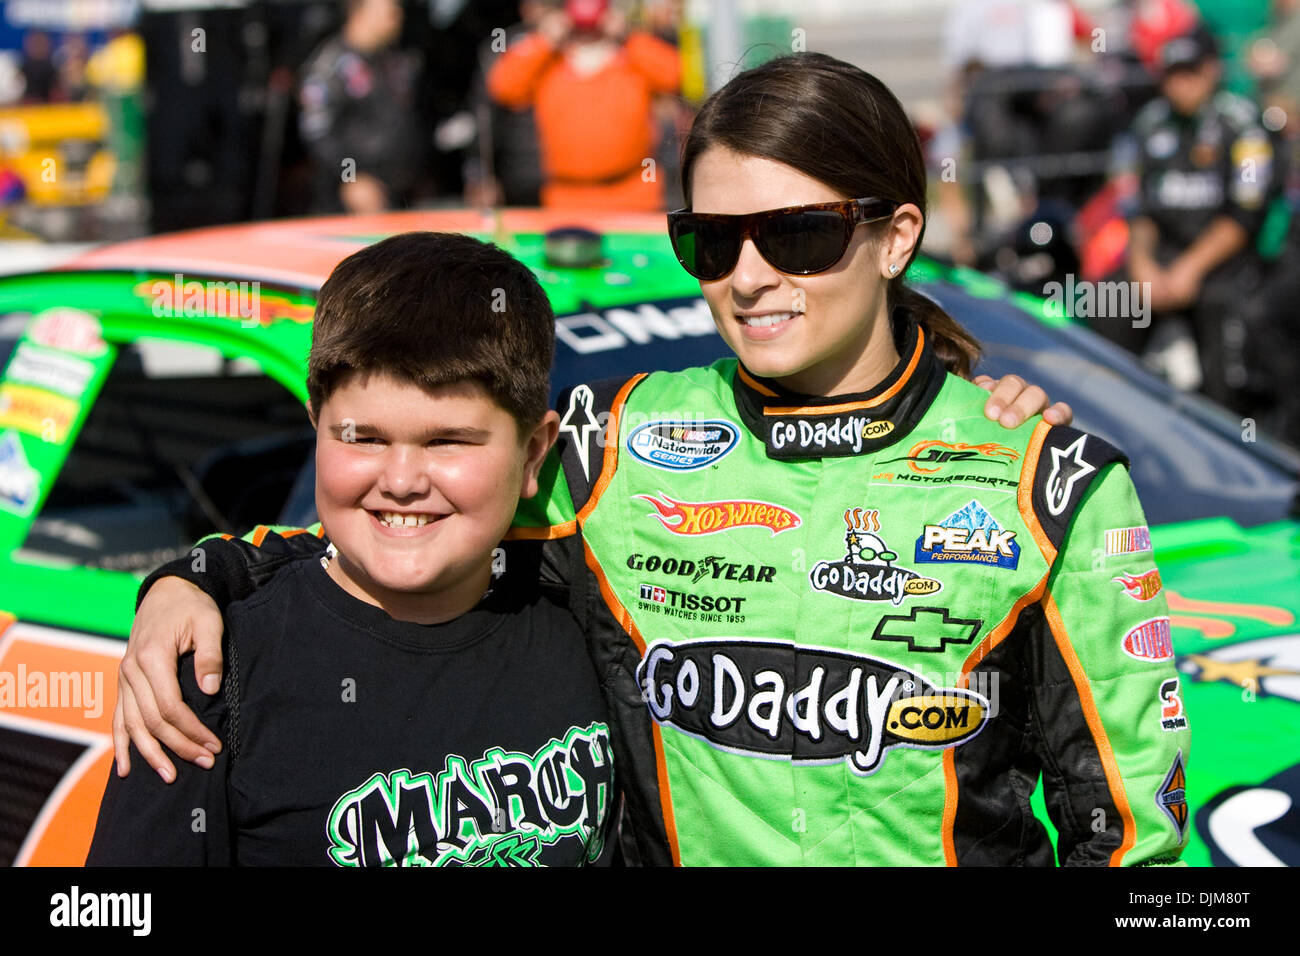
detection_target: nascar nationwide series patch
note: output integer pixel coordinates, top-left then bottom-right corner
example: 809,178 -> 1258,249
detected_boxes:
636,638 -> 990,775
626,419 -> 739,471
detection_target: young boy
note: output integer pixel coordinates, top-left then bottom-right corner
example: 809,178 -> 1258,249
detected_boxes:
86,233 -> 614,866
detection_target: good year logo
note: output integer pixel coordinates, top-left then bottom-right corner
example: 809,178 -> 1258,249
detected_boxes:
637,638 -> 989,775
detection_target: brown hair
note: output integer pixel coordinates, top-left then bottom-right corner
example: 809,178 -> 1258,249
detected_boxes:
307,232 -> 554,432
680,52 -> 981,378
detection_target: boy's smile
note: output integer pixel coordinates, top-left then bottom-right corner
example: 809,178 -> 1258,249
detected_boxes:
311,373 -> 555,624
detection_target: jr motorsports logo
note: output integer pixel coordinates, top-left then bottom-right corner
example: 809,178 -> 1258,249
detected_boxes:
627,419 -> 738,471
810,508 -> 942,605
637,638 -> 989,774
325,723 -> 612,867
883,440 -> 1019,474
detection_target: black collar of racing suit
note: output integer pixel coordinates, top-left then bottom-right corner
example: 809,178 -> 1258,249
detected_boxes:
730,306 -> 948,460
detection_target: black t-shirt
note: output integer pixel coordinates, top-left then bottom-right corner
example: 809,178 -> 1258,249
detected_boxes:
87,557 -> 614,866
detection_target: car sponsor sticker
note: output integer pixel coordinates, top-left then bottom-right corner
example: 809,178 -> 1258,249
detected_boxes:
1157,750 -> 1189,842
0,383 -> 78,444
810,508 -> 942,605
914,499 -> 1020,569
1114,568 -> 1163,601
1105,525 -> 1152,555
4,343 -> 96,398
636,638 -> 990,775
1122,617 -> 1174,662
27,308 -> 108,357
871,606 -> 983,653
882,440 -> 1019,474
627,419 -> 738,471
0,429 -> 38,515
636,493 -> 800,536
1159,678 -> 1188,732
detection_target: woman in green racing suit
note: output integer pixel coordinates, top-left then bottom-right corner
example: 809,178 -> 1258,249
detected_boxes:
115,53 -> 1187,865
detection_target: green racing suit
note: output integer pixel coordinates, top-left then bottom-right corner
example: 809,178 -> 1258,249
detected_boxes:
143,310 -> 1190,866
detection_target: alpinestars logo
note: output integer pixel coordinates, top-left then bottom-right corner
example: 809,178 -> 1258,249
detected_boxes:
559,385 -> 602,480
325,723 -> 612,867
810,508 -> 942,604
637,638 -> 990,775
1045,434 -> 1095,516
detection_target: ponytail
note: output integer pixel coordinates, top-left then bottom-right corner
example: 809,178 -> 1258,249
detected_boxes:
889,281 -> 982,381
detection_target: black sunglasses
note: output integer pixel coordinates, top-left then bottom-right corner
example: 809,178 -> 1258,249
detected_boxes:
666,197 -> 899,281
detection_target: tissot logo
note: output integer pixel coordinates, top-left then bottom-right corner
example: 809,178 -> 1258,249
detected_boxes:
636,638 -> 989,775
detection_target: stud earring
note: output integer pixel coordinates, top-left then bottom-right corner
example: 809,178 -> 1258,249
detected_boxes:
887,263 -> 899,276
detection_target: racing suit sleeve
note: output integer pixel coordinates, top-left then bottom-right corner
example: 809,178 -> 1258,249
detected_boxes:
1030,460 -> 1189,866
135,526 -> 325,612
86,651 -> 233,865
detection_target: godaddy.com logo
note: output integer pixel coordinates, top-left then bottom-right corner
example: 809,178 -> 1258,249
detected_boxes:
1042,274 -> 1151,329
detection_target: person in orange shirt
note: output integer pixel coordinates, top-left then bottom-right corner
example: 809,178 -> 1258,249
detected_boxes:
487,0 -> 680,210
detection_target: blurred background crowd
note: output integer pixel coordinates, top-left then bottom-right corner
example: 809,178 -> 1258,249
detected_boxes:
0,0 -> 1297,444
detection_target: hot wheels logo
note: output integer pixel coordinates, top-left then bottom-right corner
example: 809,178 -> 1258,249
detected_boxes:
1113,568 -> 1163,601
636,493 -> 801,536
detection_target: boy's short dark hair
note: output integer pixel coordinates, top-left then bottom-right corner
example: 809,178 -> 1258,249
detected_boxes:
307,232 -> 555,432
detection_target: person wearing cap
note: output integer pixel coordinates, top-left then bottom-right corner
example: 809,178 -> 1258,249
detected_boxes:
1111,25 -> 1277,406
